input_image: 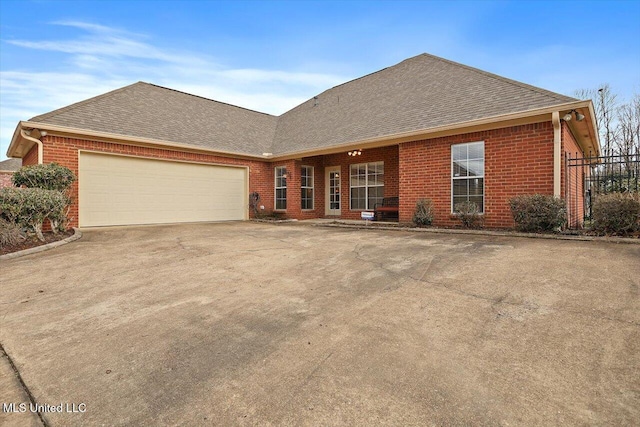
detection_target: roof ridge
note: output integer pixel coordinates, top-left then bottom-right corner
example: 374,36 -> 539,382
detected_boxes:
29,82 -> 144,122
142,82 -> 277,117
291,56 -> 412,106
417,53 -> 576,102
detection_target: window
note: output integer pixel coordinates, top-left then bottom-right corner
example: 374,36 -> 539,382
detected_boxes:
275,166 -> 287,210
301,166 -> 314,210
350,162 -> 384,210
452,141 -> 484,213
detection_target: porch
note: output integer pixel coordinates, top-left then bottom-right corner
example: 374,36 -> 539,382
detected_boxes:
271,145 -> 400,221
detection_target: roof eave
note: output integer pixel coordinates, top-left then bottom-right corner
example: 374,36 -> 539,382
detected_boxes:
7,99 -> 600,162
7,121 -> 270,161
6,122 -> 29,158
272,100 -> 598,160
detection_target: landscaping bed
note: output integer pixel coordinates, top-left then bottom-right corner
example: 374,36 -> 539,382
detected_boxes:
0,230 -> 74,255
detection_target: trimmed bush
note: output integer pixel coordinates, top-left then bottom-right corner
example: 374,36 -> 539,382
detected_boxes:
13,163 -> 76,191
454,201 -> 483,229
0,187 -> 69,241
509,194 -> 566,232
0,218 -> 25,248
591,192 -> 640,235
46,192 -> 72,233
412,198 -> 434,226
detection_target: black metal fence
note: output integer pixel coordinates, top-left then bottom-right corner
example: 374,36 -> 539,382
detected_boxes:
565,150 -> 640,228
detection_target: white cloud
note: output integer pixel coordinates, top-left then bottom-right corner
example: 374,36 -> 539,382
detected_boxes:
0,21 -> 349,159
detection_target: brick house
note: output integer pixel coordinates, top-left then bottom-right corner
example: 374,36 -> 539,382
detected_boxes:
6,54 -> 599,228
0,158 -> 22,188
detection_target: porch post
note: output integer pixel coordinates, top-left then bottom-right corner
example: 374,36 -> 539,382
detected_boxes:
552,111 -> 561,198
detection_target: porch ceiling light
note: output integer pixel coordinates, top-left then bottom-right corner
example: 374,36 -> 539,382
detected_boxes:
348,149 -> 362,156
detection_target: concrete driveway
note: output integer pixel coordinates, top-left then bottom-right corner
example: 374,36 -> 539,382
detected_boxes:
1,222 -> 639,426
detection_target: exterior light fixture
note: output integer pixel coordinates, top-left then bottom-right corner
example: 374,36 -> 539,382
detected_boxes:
563,110 -> 585,122
347,149 -> 362,156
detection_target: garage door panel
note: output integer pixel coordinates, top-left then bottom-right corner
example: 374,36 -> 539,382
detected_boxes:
79,153 -> 246,227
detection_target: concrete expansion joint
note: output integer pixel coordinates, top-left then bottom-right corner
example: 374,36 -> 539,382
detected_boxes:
0,342 -> 49,427
351,244 -> 640,328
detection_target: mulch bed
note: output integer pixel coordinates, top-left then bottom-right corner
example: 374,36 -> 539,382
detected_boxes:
1,230 -> 74,255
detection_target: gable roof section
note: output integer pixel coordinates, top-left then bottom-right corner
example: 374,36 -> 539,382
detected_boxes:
271,53 -> 576,154
29,82 -> 278,156
22,53 -> 579,158
0,158 -> 22,171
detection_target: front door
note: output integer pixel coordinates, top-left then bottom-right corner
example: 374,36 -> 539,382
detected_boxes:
325,166 -> 341,216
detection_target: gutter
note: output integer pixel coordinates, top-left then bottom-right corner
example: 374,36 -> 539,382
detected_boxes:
7,121 -> 267,161
7,99 -> 598,163
20,129 -> 44,164
269,100 -> 596,161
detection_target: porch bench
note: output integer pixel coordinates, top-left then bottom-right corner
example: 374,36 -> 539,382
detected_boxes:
374,197 -> 399,221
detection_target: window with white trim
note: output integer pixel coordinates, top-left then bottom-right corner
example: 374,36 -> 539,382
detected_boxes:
275,166 -> 287,210
350,161 -> 384,210
301,166 -> 314,210
452,141 -> 484,213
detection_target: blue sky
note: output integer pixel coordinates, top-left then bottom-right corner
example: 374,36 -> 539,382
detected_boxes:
1,0 -> 639,160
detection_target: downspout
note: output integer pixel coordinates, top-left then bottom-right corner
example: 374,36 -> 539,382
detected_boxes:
20,129 -> 44,164
552,112 -> 561,198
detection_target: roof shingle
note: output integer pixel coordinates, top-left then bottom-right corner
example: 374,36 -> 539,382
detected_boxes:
0,158 -> 22,171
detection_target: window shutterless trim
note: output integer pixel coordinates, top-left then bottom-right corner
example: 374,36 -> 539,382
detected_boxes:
301,165 -> 314,210
274,166 -> 287,211
349,161 -> 384,211
451,141 -> 485,214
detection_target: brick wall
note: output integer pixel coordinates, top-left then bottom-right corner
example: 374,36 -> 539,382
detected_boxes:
23,145 -> 39,166
32,124 -> 574,229
40,135 -> 273,227
0,172 -> 14,188
399,122 -> 555,228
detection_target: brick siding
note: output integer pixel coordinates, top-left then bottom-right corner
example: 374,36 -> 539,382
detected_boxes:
39,135 -> 274,227
33,122 -> 580,229
23,145 -> 39,166
0,172 -> 14,188
399,122 -> 555,228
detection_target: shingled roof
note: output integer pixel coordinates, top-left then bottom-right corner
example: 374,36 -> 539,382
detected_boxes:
27,53 -> 577,157
271,53 -> 576,154
29,82 -> 278,156
0,158 -> 22,171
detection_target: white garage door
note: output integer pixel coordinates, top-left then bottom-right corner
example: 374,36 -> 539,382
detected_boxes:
79,152 -> 247,227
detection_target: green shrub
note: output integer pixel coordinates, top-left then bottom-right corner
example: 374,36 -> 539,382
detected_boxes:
454,201 -> 483,229
0,187 -> 69,241
412,198 -> 434,226
591,192 -> 640,235
0,218 -> 25,248
509,194 -> 566,232
13,163 -> 76,191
